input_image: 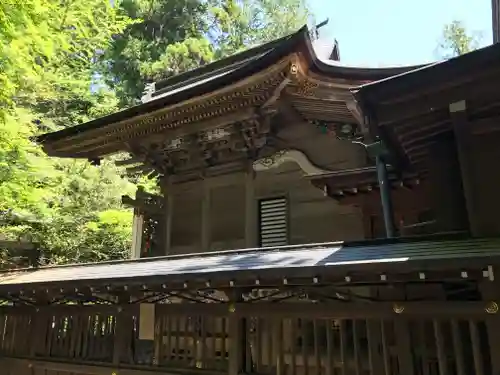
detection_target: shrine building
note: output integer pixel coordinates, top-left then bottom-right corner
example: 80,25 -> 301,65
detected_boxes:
2,25 -> 500,375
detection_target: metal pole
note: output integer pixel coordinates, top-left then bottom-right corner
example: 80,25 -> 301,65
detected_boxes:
493,0 -> 500,44
375,155 -> 396,238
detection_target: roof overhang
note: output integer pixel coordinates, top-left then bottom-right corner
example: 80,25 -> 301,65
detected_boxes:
309,166 -> 422,200
351,42 -> 500,168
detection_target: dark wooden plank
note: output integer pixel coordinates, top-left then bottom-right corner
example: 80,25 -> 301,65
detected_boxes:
353,320 -> 360,375
366,320 -> 384,375
165,314 -> 172,363
1,357 -> 223,375
153,314 -> 164,366
450,103 -> 481,236
274,318 -> 284,375
395,320 -> 415,375
418,320 -> 430,375
451,320 -> 465,375
183,315 -> 190,366
220,317 -> 227,365
313,320 -> 321,375
200,316 -> 207,368
174,316 -> 180,363
340,320 -> 346,375
380,321 -> 390,375
469,320 -> 484,375
288,319 -> 296,375
234,301 -> 494,319
325,320 -> 333,375
301,319 -> 309,375
256,318 -> 262,372
228,313 -> 242,375
433,320 -> 447,375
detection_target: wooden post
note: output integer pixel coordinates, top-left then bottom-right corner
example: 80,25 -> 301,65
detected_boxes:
113,295 -> 131,366
130,210 -> 144,259
159,177 -> 174,255
394,320 -> 415,375
450,100 -> 480,235
164,181 -> 173,255
201,179 -> 211,251
245,167 -> 257,248
480,276 -> 500,375
228,291 -> 245,375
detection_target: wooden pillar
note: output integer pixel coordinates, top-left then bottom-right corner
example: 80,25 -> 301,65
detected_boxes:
164,184 -> 173,256
160,178 -> 174,255
201,179 -> 211,251
245,167 -> 257,248
130,209 -> 144,259
228,291 -> 245,375
450,100 -> 480,235
480,275 -> 500,374
428,133 -> 468,233
113,294 -> 131,366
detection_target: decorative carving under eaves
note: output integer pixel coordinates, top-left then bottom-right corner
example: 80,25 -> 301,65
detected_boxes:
202,127 -> 230,142
50,58 -> 293,155
252,149 -> 333,176
164,137 -> 183,150
311,120 -> 362,141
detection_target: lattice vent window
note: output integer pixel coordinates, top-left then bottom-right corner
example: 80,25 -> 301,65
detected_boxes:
258,197 -> 288,247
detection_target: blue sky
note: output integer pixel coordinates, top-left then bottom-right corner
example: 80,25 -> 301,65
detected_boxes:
309,0 -> 492,65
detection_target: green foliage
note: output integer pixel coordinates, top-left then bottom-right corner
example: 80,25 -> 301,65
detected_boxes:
0,0 -> 135,264
1,0 -> 308,265
438,20 -> 480,57
102,0 -> 309,104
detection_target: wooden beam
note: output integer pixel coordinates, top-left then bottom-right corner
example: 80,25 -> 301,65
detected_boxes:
244,167 -> 256,248
375,75 -> 500,127
201,179 -> 211,252
0,358 -> 185,375
163,179 -> 174,256
232,301 -> 495,319
450,100 -> 480,235
121,196 -> 163,214
374,68 -> 500,123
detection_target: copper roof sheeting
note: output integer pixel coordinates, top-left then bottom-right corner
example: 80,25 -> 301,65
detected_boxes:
0,237 -> 499,288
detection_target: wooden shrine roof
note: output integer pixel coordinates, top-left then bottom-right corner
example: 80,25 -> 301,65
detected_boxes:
36,25 -> 422,159
352,42 -> 500,168
0,234 -> 498,292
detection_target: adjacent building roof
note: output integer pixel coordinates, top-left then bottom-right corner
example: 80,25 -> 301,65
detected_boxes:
353,41 -> 500,107
351,42 -> 500,168
0,235 -> 497,290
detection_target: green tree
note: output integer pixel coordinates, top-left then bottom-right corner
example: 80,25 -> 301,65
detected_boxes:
0,1 -> 136,264
1,0 -> 307,265
438,20 -> 480,57
102,0 -> 309,104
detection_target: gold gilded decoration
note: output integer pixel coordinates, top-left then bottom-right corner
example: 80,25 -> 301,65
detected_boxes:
295,79 -> 319,97
393,304 -> 405,314
290,63 -> 299,75
486,301 -> 499,314
229,303 -> 236,313
50,58 -> 293,153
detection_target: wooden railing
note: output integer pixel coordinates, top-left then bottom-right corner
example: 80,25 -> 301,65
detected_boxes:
0,302 -> 497,375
